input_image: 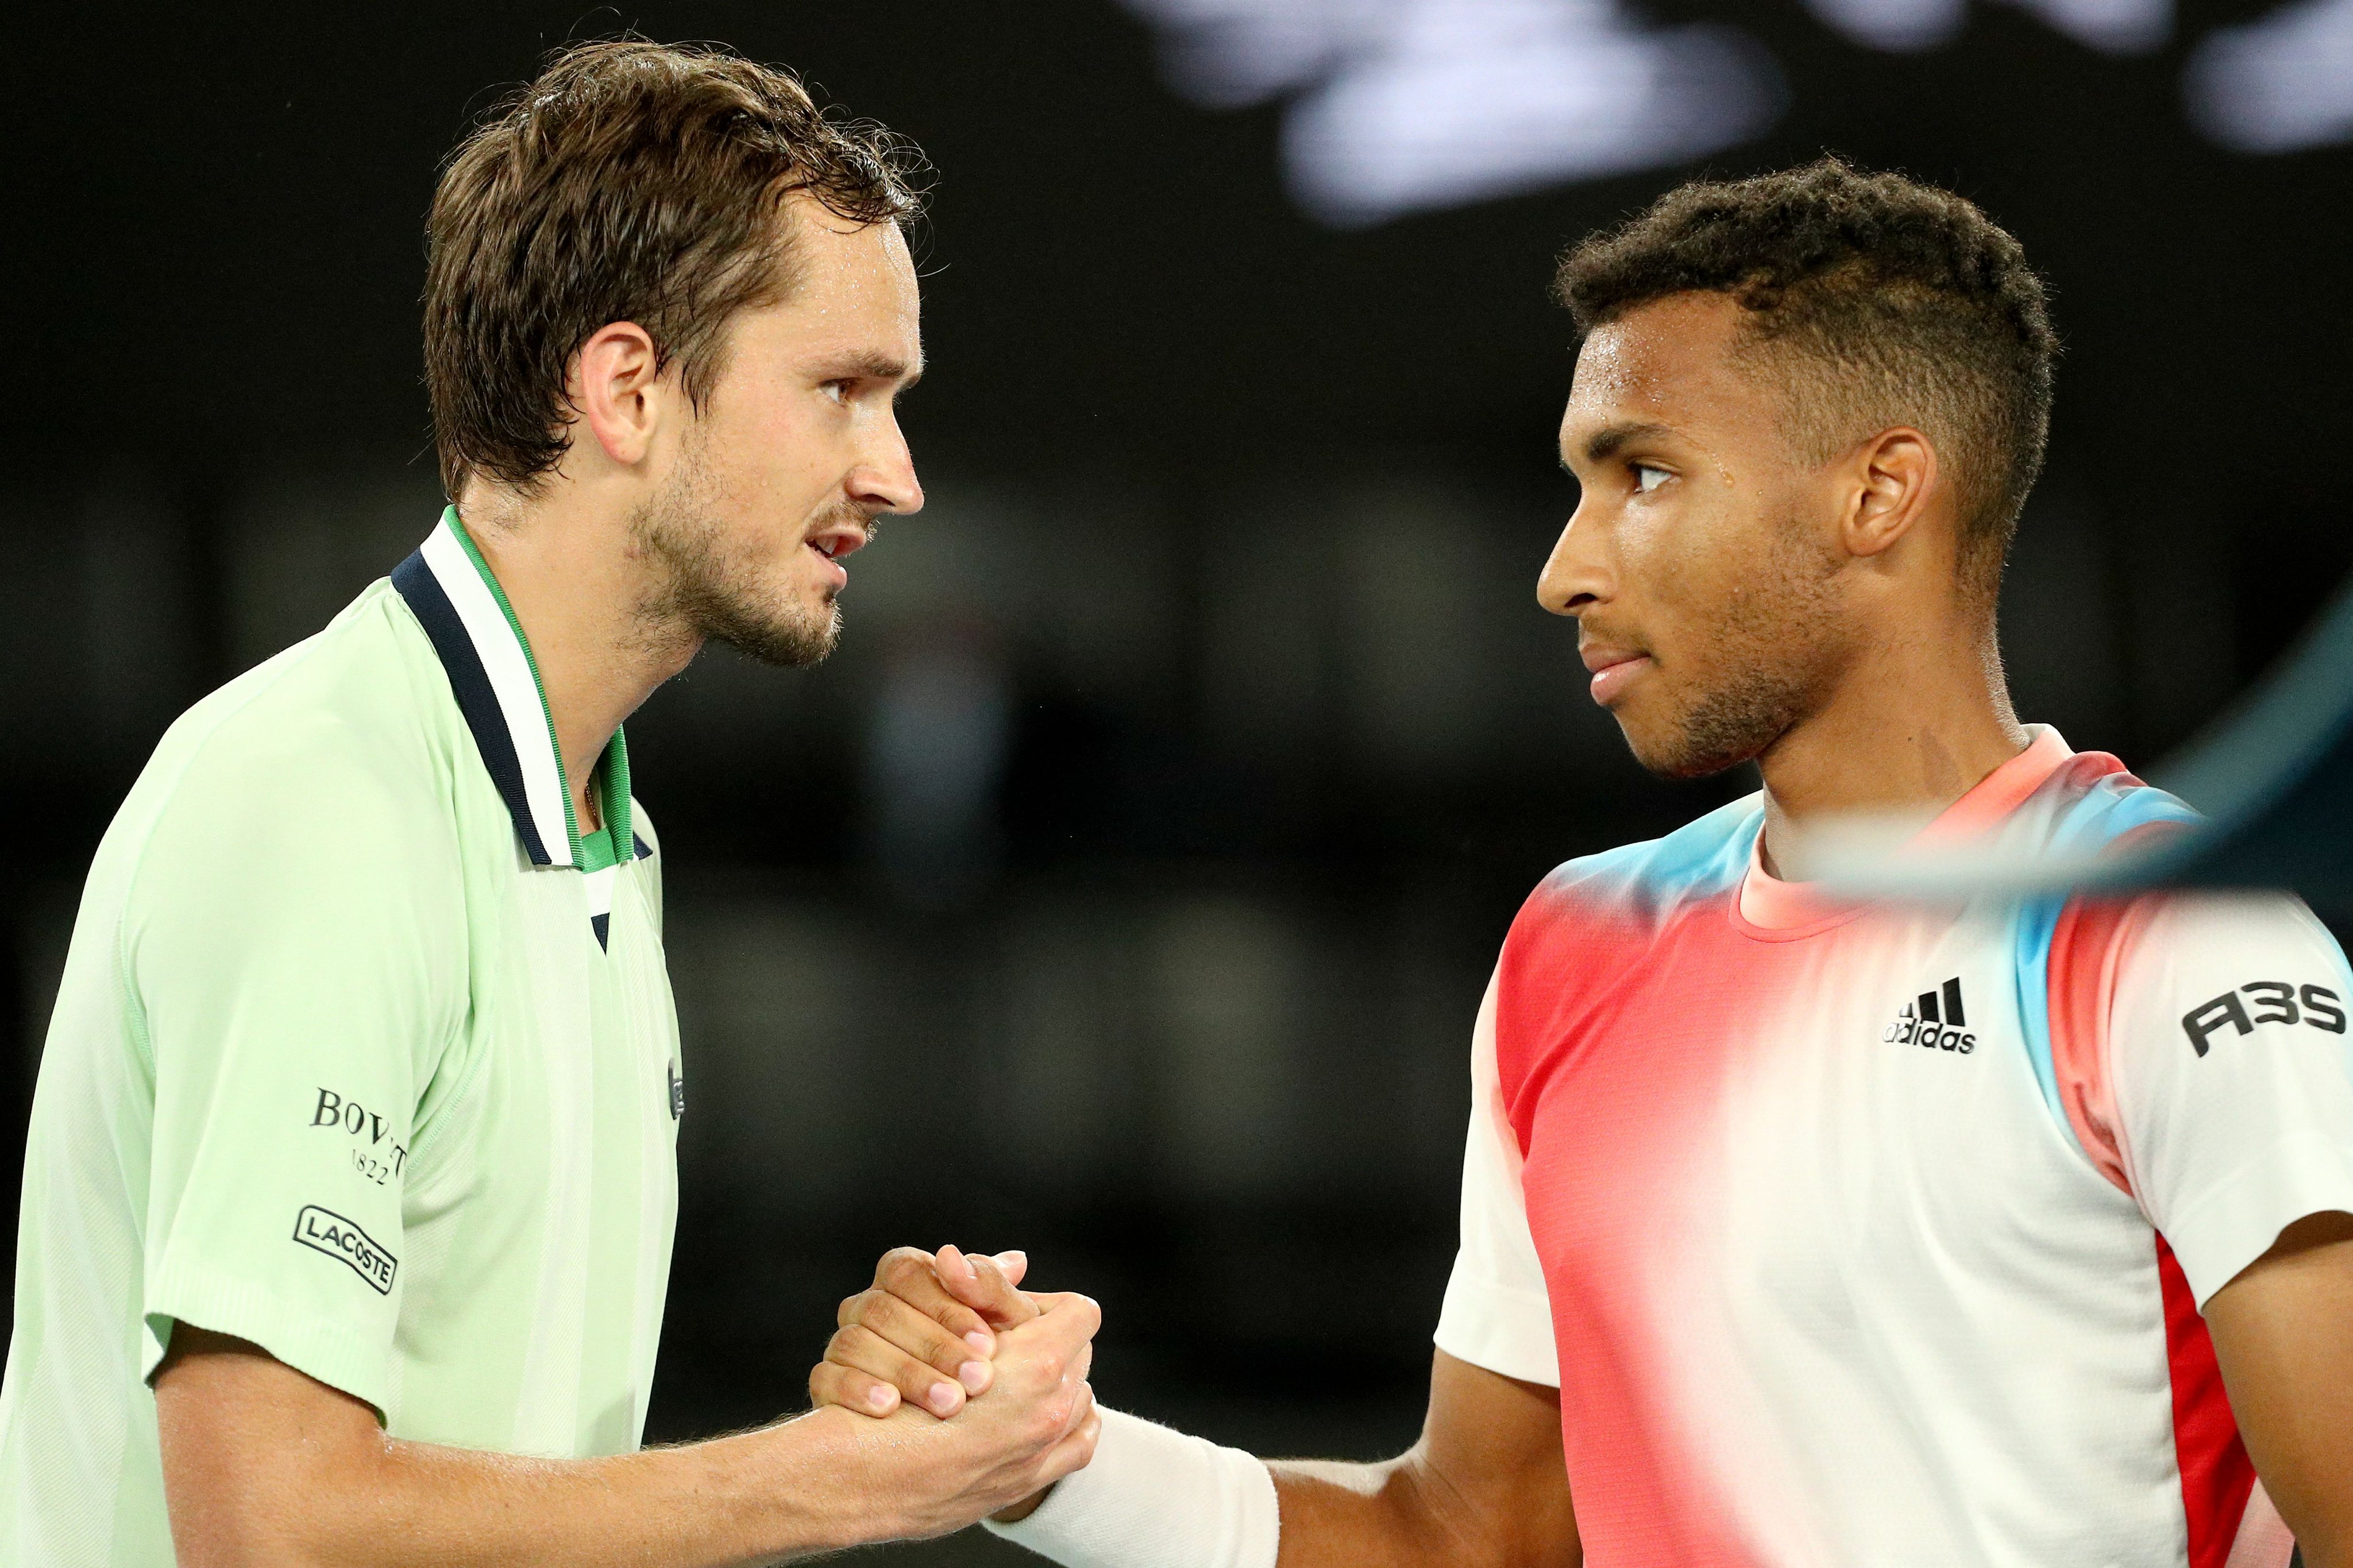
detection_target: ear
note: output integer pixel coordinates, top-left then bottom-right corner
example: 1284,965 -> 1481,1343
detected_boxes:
567,322 -> 668,470
1841,427 -> 1939,561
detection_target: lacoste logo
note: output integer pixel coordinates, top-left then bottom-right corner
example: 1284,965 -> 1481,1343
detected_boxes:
292,1204 -> 398,1295
1884,977 -> 1976,1054
2182,982 -> 2347,1056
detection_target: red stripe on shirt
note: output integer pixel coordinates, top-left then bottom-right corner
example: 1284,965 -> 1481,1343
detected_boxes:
2157,1234 -> 2256,1568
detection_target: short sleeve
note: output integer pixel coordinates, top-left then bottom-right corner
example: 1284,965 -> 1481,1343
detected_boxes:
1433,969 -> 1560,1386
2105,892 -> 2353,1307
126,732 -> 464,1415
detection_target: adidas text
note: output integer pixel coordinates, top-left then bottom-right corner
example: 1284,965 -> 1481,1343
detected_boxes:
1885,977 -> 1977,1055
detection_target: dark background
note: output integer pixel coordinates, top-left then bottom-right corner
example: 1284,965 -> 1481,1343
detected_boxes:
7,2 -> 2351,1559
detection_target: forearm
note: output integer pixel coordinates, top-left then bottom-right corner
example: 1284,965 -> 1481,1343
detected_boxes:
167,1405 -> 906,1568
992,1442 -> 1476,1568
1274,1353 -> 1576,1568
979,1357 -> 1571,1568
1268,1457 -> 1467,1568
163,1309 -> 1101,1567
1271,1452 -> 1573,1568
374,1409 -> 893,1566
991,1445 -> 1542,1568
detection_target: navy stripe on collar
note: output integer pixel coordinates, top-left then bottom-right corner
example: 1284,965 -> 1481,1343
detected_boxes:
392,547 -> 556,865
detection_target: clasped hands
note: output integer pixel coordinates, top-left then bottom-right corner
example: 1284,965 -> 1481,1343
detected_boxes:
809,1244 -> 1096,1522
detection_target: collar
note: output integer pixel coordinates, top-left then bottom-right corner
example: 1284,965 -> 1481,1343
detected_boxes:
1736,725 -> 2076,933
391,507 -> 649,874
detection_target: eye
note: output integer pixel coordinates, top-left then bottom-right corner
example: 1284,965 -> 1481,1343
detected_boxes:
820,379 -> 854,405
1633,463 -> 1671,495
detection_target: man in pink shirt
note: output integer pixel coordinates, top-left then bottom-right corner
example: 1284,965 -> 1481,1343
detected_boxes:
819,159 -> 2353,1567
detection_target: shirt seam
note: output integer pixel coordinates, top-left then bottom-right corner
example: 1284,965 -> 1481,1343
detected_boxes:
1723,897 -> 1870,944
406,1001 -> 493,1168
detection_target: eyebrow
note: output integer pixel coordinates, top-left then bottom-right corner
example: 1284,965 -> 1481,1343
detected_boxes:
820,350 -> 924,390
1572,421 -> 1675,466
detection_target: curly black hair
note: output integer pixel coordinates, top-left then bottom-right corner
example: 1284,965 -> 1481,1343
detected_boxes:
1557,158 -> 2056,591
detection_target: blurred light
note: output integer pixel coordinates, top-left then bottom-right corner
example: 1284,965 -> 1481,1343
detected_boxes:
1805,0 -> 2169,53
1806,0 -> 1968,51
1120,0 -> 1785,226
2185,0 -> 2353,152
1135,0 -> 1368,107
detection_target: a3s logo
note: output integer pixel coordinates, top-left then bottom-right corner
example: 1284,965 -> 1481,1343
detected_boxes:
2182,982 -> 2347,1057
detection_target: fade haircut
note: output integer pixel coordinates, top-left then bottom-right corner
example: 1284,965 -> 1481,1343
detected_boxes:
423,39 -> 927,500
1556,158 -> 2057,595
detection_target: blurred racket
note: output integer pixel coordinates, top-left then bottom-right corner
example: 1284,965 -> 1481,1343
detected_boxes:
1819,571 -> 2353,913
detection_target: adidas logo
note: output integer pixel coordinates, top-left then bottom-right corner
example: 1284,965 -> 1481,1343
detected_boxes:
1884,977 -> 1977,1055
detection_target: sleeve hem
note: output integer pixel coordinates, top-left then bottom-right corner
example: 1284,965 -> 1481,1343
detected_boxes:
144,1259 -> 392,1420
2161,1129 -> 2353,1307
1433,1269 -> 1559,1387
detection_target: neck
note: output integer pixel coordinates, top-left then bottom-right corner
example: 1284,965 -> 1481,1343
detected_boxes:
456,488 -> 699,827
1756,603 -> 2028,882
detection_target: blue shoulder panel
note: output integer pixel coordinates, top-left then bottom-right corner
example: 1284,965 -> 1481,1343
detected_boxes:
2011,770 -> 2201,1146
1545,792 -> 1764,921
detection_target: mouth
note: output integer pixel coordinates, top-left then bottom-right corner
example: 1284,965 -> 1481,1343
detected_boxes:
804,519 -> 873,587
1581,647 -> 1653,709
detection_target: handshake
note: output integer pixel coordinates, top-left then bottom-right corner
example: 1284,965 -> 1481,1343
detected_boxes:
802,1243 -> 1105,1538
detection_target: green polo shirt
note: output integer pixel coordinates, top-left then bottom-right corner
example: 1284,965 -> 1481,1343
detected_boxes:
0,509 -> 685,1564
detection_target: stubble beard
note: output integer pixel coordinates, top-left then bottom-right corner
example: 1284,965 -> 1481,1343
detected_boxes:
1629,520 -> 1852,781
630,447 -> 844,670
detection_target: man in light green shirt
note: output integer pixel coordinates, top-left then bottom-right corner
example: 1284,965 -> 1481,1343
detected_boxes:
0,40 -> 1099,1566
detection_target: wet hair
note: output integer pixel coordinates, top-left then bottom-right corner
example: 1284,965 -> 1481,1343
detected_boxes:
1557,157 -> 2057,594
423,38 -> 928,499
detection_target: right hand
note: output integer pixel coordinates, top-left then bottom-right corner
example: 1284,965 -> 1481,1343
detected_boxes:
813,1271 -> 1101,1539
812,1245 -> 1043,1419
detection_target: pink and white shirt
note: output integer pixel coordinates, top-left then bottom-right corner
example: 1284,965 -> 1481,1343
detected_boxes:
1434,728 -> 2353,1567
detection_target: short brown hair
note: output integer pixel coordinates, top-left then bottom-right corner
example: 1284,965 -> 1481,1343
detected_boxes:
423,39 -> 927,499
1557,158 -> 2056,592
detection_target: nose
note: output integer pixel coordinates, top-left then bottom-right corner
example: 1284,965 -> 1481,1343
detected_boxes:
849,409 -> 925,517
1537,492 -> 1610,619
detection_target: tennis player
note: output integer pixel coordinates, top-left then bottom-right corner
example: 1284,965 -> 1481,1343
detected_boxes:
0,41 -> 1099,1566
820,161 -> 2353,1567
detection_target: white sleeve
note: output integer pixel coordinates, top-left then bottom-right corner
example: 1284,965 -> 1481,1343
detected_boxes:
2107,891 -> 2353,1307
983,1407 -> 1277,1568
1431,968 -> 1559,1386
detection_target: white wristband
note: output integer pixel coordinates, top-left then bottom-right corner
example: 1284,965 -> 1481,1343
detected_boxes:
983,1407 -> 1279,1568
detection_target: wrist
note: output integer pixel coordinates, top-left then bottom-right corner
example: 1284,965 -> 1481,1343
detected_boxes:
734,1407 -> 923,1557
983,1408 -> 1279,1568
992,1482 -> 1057,1525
